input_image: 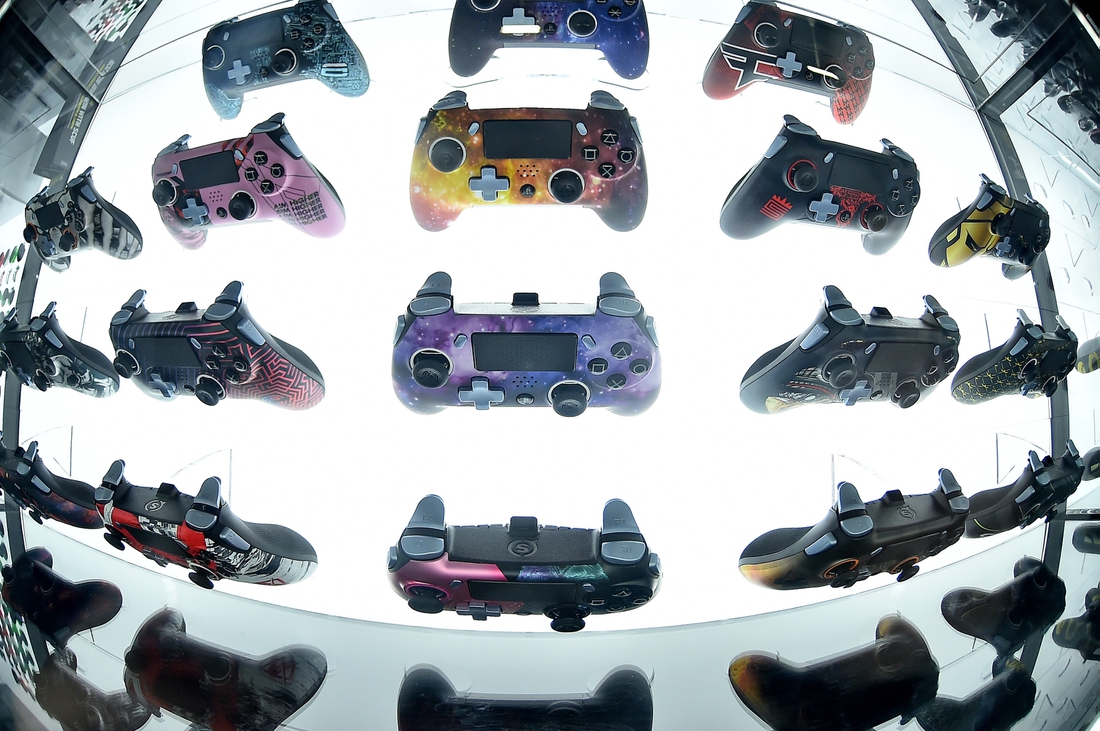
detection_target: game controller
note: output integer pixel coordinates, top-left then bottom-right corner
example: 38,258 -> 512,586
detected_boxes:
965,441 -> 1083,537
928,174 -> 1050,279
398,666 -> 652,731
0,438 -> 102,528
951,310 -> 1078,404
109,280 -> 325,410
202,0 -> 369,120
124,607 -> 327,731
702,1 -> 874,124
1076,335 -> 1100,374
410,90 -> 647,232
23,166 -> 142,274
739,471 -> 969,590
35,649 -> 152,731
152,113 -> 345,249
392,272 -> 660,417
388,495 -> 661,631
1053,585 -> 1100,661
719,115 -> 919,254
1074,523 -> 1100,555
729,616 -> 939,731
0,303 -> 119,398
913,660 -> 1036,731
740,285 -> 960,414
447,0 -> 649,79
941,557 -> 1066,669
1058,90 -> 1100,145
95,460 -> 318,589
0,547 -> 122,648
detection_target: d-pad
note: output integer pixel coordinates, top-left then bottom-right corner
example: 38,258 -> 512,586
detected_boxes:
458,378 -> 505,410
227,59 -> 252,85
809,193 -> 840,222
149,372 -> 176,398
180,198 -> 210,226
839,379 -> 873,405
776,51 -> 803,78
469,166 -> 510,202
501,8 -> 538,33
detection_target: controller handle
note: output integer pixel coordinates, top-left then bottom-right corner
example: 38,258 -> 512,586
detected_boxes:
593,147 -> 648,232
599,15 -> 650,80
447,4 -> 499,77
204,82 -> 244,120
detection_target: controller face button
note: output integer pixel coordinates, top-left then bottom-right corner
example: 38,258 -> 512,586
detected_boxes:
259,180 -> 275,195
588,358 -> 608,374
470,0 -> 500,10
599,164 -> 615,179
548,170 -> 584,204
313,23 -> 326,36
244,167 -> 258,181
270,163 -> 284,178
754,22 -> 780,48
630,359 -> 649,375
611,342 -> 632,359
428,138 -> 466,174
253,151 -> 268,166
601,129 -> 619,146
859,45 -> 869,55
787,161 -> 818,192
271,48 -> 297,76
228,192 -> 256,221
151,179 -> 176,206
412,351 -> 452,388
608,6 -> 623,19
551,382 -> 589,416
606,374 -> 627,390
567,10 -> 597,37
302,37 -> 315,50
203,45 -> 226,70
618,148 -> 635,164
582,146 -> 599,161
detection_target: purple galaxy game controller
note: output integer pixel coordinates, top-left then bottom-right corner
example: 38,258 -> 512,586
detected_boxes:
410,90 -> 647,232
702,1 -> 874,124
109,281 -> 325,410
388,495 -> 661,632
0,438 -> 102,529
740,285 -> 960,413
392,272 -> 660,417
152,113 -> 345,249
720,115 -> 920,255
447,0 -> 649,79
202,0 -> 369,120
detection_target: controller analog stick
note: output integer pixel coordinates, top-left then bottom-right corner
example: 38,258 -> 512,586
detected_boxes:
1041,376 -> 1058,397
788,162 -> 818,192
228,192 -> 256,221
412,353 -> 451,388
823,64 -> 848,90
22,225 -> 35,243
550,383 -> 588,417
408,585 -> 446,613
470,0 -> 500,9
113,351 -> 138,379
567,11 -> 597,38
58,231 -> 76,252
32,372 -> 50,391
195,380 -> 223,406
203,45 -> 225,70
429,138 -> 466,173
824,356 -> 857,389
754,22 -> 779,48
862,205 -> 888,232
271,49 -> 297,76
892,381 -> 920,409
549,170 -> 584,204
991,212 -> 1012,236
152,179 -> 176,206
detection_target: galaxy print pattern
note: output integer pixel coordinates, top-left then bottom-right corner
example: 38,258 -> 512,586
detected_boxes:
34,651 -> 152,731
124,608 -> 328,731
99,480 -> 317,587
111,297 -> 325,410
702,2 -> 874,124
729,616 -> 939,731
152,117 -> 345,249
203,1 -> 369,120
0,445 -> 103,529
448,0 -> 649,78
393,307 -> 660,414
410,98 -> 647,232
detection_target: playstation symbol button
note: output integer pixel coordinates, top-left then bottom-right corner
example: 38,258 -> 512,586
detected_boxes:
517,393 -> 535,405
260,180 -> 275,194
611,342 -> 632,359
607,374 -> 627,389
544,22 -> 557,34
244,167 -> 258,181
589,358 -> 608,374
601,130 -> 619,146
254,151 -> 268,166
469,167 -> 510,202
618,149 -> 635,164
270,164 -> 284,178
599,164 -> 615,179
608,6 -> 622,18
520,184 -> 535,198
583,146 -> 599,161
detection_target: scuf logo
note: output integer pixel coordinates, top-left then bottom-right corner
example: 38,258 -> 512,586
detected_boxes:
761,195 -> 792,220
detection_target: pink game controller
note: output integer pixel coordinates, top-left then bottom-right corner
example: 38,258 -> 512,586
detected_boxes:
151,113 -> 345,249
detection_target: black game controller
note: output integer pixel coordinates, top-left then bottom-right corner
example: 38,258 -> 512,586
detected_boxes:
719,115 -> 920,255
1,547 -> 123,648
965,440 -> 1083,537
941,557 -> 1066,671
398,666 -> 653,731
740,285 -> 960,413
0,303 -> 119,398
913,660 -> 1036,731
0,437 -> 103,528
1053,585 -> 1100,662
951,310 -> 1077,404
388,495 -> 661,632
34,649 -> 152,731
739,471 -> 969,590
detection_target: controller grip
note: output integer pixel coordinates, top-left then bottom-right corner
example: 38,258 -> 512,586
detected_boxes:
702,48 -> 751,100
204,83 -> 243,121
447,10 -> 497,77
861,225 -> 907,256
594,165 -> 648,232
158,205 -> 206,250
314,35 -> 370,97
832,82 -> 872,125
601,21 -> 650,79
719,171 -> 784,240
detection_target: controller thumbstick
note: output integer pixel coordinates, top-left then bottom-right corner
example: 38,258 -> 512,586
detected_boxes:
412,353 -> 451,388
470,0 -> 500,10
862,205 -> 888,232
788,162 -> 818,192
271,49 -> 297,76
152,180 -> 176,206
549,170 -> 584,204
551,383 -> 588,417
58,230 -> 76,252
228,192 -> 256,221
428,138 -> 466,173
22,225 -> 35,243
892,381 -> 921,409
203,45 -> 225,70
754,22 -> 779,48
